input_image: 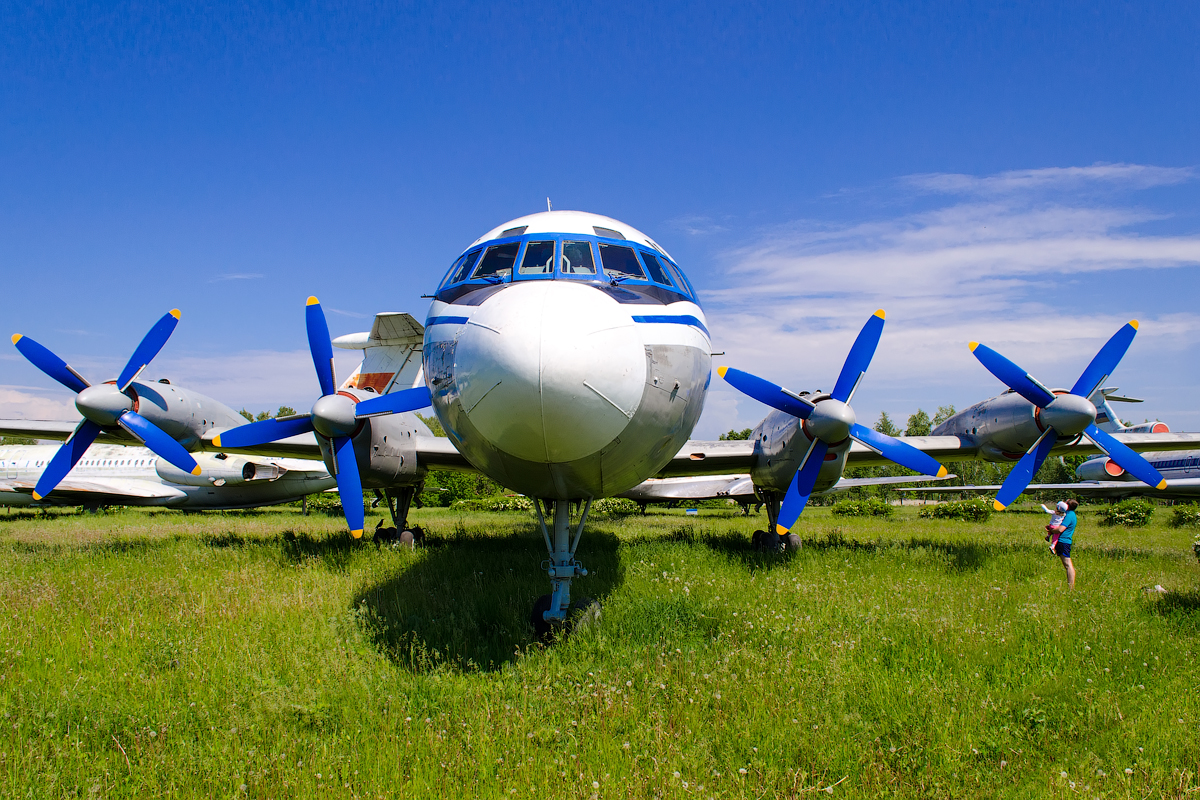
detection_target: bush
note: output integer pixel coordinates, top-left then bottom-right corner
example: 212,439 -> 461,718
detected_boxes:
1170,503 -> 1200,528
918,497 -> 992,522
831,497 -> 894,517
590,497 -> 641,516
449,495 -> 534,512
1099,499 -> 1154,527
304,492 -> 352,515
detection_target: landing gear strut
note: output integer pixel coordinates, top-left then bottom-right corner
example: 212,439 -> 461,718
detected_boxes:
530,499 -> 598,639
751,492 -> 802,553
373,486 -> 424,546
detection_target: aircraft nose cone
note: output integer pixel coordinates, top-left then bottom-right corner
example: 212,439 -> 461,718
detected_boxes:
453,281 -> 646,463
311,394 -> 358,438
806,398 -> 856,442
76,384 -> 132,427
1041,394 -> 1096,436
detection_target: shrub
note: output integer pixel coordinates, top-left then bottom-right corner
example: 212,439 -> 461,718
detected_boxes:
590,497 -> 641,516
918,497 -> 992,522
1099,499 -> 1154,527
831,497 -> 894,517
449,495 -> 534,512
1170,503 -> 1200,528
305,492 -> 348,515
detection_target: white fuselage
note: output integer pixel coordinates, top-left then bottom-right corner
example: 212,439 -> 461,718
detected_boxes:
0,444 -> 334,509
423,211 -> 712,499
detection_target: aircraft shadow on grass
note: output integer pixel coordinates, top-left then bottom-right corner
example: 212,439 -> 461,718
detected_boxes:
352,526 -> 625,673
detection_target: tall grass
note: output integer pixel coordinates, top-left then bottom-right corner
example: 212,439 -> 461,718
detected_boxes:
1,504 -> 1198,798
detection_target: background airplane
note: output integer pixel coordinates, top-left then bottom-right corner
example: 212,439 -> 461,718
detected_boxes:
0,442 -> 333,510
8,210 -> 1200,635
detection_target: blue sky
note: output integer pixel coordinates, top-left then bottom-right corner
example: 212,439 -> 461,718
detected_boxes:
2,2 -> 1198,436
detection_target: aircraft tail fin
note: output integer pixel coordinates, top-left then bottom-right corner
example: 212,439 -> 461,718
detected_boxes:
1088,386 -> 1167,434
333,313 -> 425,395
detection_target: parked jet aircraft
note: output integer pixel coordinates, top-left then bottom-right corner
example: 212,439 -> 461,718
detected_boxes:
0,443 -> 334,509
9,210 -> 1200,633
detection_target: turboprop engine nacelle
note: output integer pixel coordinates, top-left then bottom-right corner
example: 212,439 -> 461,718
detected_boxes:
749,405 -> 850,496
156,454 -> 275,487
313,389 -> 425,488
127,380 -> 250,450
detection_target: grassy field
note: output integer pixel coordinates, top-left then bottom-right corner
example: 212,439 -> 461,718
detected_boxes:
1,503 -> 1198,798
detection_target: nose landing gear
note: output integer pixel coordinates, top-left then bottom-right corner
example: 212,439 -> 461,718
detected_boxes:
530,499 -> 600,640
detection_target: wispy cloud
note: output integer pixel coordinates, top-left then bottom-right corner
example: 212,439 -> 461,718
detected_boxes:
208,273 -> 265,283
666,214 -> 730,236
903,163 -> 1194,195
327,307 -> 370,319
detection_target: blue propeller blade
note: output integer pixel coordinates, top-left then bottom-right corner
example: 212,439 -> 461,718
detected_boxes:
213,416 -> 316,449
117,411 -> 200,476
118,310 -> 181,391
831,310 -> 885,402
993,429 -> 1057,510
969,342 -> 1055,407
32,419 -> 102,500
11,334 -> 89,394
849,423 -> 948,478
332,435 -> 365,537
776,441 -> 829,534
1083,423 -> 1167,490
306,297 -> 337,397
1071,321 -> 1138,398
355,386 -> 432,418
716,367 -> 813,419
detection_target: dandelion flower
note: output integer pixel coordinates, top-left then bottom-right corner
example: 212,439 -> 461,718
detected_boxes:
738,768 -> 747,775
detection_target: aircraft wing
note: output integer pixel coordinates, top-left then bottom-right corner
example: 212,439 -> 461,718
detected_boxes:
193,429 -> 479,472
0,418 -> 138,444
1,477 -> 186,503
624,472 -> 957,502
902,478 -> 1200,500
846,432 -> 1200,468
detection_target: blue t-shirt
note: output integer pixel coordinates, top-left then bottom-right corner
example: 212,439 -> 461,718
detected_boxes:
1058,510 -> 1077,545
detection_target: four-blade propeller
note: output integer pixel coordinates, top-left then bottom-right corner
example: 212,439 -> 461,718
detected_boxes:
720,310 -> 948,535
11,310 -> 201,500
212,297 -> 432,538
970,320 -> 1166,510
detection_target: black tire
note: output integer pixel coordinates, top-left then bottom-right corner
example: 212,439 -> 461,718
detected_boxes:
568,597 -> 602,633
783,533 -> 802,551
761,532 -> 783,553
530,594 -> 554,640
751,530 -> 765,550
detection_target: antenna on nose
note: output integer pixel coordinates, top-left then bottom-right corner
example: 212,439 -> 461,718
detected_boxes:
547,197 -> 552,212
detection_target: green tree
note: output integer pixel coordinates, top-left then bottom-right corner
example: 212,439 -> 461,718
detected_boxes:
417,413 -> 445,436
275,406 -> 297,418
933,405 -> 957,426
719,428 -> 754,440
905,409 -> 932,437
237,408 -> 254,422
0,435 -> 36,445
874,411 -> 900,436
255,410 -> 272,421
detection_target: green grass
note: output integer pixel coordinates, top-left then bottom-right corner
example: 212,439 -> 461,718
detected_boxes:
1,504 -> 1199,798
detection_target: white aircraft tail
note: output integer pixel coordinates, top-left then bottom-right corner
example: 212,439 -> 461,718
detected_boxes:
333,313 -> 425,394
1088,386 -> 1169,434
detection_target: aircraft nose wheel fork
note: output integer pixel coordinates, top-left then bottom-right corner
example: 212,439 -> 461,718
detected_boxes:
531,498 -> 599,640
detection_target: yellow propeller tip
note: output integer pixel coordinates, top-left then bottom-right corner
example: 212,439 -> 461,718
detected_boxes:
716,366 -> 728,378
169,309 -> 181,319
775,524 -> 790,535
10,334 -> 21,345
31,492 -> 42,501
191,466 -> 202,476
306,296 -> 320,306
874,309 -> 885,319
1156,479 -> 1167,490
350,529 -> 364,539
968,341 -> 979,351
992,499 -> 1006,511
1129,319 -> 1139,330
936,466 -> 948,478
212,436 -> 222,448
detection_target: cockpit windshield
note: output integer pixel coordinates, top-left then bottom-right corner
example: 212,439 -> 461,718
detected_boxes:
560,241 -> 596,275
599,244 -> 647,281
519,241 -> 555,274
638,251 -> 675,287
472,242 -> 520,279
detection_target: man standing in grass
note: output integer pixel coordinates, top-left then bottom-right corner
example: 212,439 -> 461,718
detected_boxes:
1049,499 -> 1079,589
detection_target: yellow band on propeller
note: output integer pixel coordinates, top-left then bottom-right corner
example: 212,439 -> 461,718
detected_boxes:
11,334 -> 22,345
350,529 -> 363,539
775,523 -> 789,535
1156,479 -> 1167,490
32,491 -> 42,501
992,499 -> 1006,511
968,342 -> 980,351
716,366 -> 728,378
874,309 -> 885,319
169,309 -> 181,319
191,466 -> 202,476
307,296 -> 320,306
1129,320 -> 1139,330
212,435 -> 222,448
936,466 -> 949,478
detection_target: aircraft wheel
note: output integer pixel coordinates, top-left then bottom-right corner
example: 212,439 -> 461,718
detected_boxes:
399,530 -> 415,548
751,530 -> 765,550
568,597 -> 602,633
760,532 -> 783,553
783,533 -> 803,551
530,594 -> 555,641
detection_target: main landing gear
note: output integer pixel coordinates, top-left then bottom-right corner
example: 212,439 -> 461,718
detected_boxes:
751,492 -> 802,553
373,487 -> 425,547
530,499 -> 601,640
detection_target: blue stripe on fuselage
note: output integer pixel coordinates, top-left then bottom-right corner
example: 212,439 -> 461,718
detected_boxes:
426,315 -> 469,326
631,314 -> 710,337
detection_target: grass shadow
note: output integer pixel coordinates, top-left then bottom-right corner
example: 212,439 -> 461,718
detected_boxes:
354,524 -> 624,673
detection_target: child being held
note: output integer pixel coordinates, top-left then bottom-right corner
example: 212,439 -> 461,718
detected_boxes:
1041,500 -> 1068,551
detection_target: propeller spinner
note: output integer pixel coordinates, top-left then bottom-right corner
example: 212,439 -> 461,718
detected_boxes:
720,310 -> 948,535
970,320 -> 1166,510
11,310 -> 202,500
211,297 -> 432,538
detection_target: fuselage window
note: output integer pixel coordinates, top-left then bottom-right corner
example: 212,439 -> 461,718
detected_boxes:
599,244 -> 647,281
472,242 -> 520,279
519,241 -> 556,274
638,250 -> 675,287
560,241 -> 597,275
449,248 -> 484,284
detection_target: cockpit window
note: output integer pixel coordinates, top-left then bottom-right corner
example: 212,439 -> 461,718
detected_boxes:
599,244 -> 647,281
560,241 -> 596,275
472,242 -> 520,279
638,250 -> 674,287
662,257 -> 696,298
449,248 -> 483,284
519,240 -> 555,274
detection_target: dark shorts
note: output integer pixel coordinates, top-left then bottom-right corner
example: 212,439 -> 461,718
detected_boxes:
1054,540 -> 1072,559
